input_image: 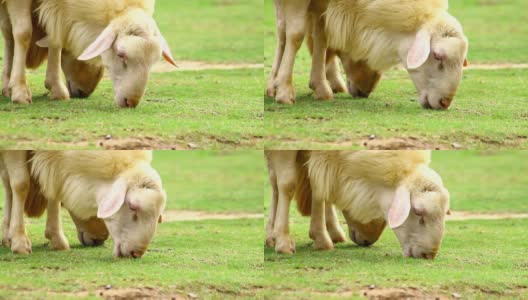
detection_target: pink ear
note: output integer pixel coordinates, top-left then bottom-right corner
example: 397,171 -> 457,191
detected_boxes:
78,25 -> 116,61
388,185 -> 411,228
159,34 -> 177,67
406,29 -> 431,69
97,178 -> 127,218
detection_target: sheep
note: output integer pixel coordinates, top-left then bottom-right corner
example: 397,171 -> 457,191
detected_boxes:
265,150 -> 450,259
267,0 -> 468,110
0,0 -> 104,102
0,150 -> 166,258
38,0 -> 177,108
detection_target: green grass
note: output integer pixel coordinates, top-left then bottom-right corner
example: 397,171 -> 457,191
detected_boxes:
0,151 -> 264,299
0,0 -> 263,150
262,151 -> 528,299
263,0 -> 528,149
153,150 -> 264,212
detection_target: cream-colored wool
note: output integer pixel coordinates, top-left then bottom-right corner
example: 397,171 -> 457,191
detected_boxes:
35,0 -> 176,107
0,150 -> 166,257
265,150 -> 450,259
38,0 -> 155,61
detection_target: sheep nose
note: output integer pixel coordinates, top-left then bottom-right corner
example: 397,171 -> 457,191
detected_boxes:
130,250 -> 144,258
439,97 -> 453,109
421,251 -> 437,260
123,97 -> 139,108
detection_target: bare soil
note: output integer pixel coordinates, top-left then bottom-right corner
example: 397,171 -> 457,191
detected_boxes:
152,60 -> 263,73
163,210 -> 263,222
447,211 -> 528,221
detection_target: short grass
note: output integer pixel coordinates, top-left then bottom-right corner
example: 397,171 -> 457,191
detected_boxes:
0,0 -> 263,150
263,0 -> 528,149
262,151 -> 528,299
0,151 -> 264,299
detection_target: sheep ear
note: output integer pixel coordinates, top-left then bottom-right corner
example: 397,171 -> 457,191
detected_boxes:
36,36 -> 49,48
97,178 -> 127,219
388,185 -> 411,228
78,25 -> 116,61
159,34 -> 177,67
407,29 -> 431,69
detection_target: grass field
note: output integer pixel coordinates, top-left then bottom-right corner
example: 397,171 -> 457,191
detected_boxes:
263,0 -> 528,149
262,151 -> 528,299
0,151 -> 264,299
0,0 -> 263,150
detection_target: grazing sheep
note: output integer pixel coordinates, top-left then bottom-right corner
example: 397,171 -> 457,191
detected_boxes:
266,150 -> 450,259
267,0 -> 468,110
38,0 -> 177,108
0,0 -> 104,102
1,150 -> 166,258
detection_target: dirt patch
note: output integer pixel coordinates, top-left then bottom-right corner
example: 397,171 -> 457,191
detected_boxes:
163,210 -> 263,222
152,60 -> 263,73
447,211 -> 528,221
466,63 -> 528,70
359,287 -> 449,300
362,137 -> 450,150
96,287 -> 186,300
97,137 -> 188,150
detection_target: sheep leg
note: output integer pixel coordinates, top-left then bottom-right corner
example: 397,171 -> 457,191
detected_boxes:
45,46 -> 70,100
6,0 -> 32,104
0,6 -> 14,98
274,0 -> 310,104
325,204 -> 347,243
265,155 -> 279,248
309,197 -> 333,250
267,150 -> 298,254
265,0 -> 286,98
45,199 -> 70,250
325,49 -> 347,94
3,151 -> 31,254
308,12 -> 333,100
1,170 -> 13,247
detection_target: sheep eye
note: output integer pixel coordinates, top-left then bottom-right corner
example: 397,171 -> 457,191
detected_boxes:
419,217 -> 425,225
139,182 -> 154,189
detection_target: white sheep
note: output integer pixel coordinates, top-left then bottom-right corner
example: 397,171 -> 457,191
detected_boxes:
1,150 -> 166,258
39,0 -> 177,108
267,0 -> 468,109
0,0 -> 105,103
266,150 -> 450,259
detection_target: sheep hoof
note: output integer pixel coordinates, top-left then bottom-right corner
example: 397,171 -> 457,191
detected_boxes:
10,84 -> 32,104
265,236 -> 275,248
2,85 -> 11,98
265,86 -> 276,98
275,235 -> 296,254
2,237 -> 10,248
314,82 -> 334,101
49,84 -> 70,101
10,235 -> 32,254
50,235 -> 70,251
275,84 -> 296,105
329,78 -> 347,94
328,228 -> 347,244
313,234 -> 334,251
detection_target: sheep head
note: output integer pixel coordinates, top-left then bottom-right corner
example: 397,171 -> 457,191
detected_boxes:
386,165 -> 450,259
96,163 -> 166,258
78,9 -> 176,108
404,13 -> 468,110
